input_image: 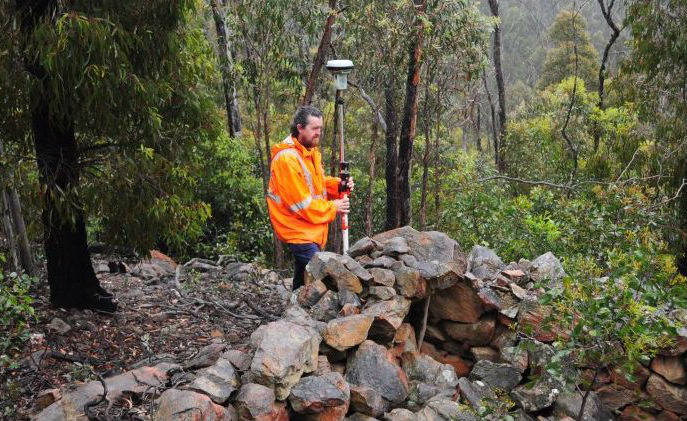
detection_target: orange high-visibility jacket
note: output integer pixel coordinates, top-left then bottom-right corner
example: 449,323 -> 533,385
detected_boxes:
267,135 -> 343,249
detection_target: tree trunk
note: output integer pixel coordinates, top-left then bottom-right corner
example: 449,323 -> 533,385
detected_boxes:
8,188 -> 35,276
594,0 -> 621,152
32,102 -> 115,311
398,0 -> 427,226
18,0 -> 114,311
434,99 -> 441,224
364,119 -> 378,236
384,81 -> 400,230
211,0 -> 242,137
1,189 -> 20,272
302,0 -> 338,106
488,0 -> 507,172
418,81 -> 432,230
475,105 -> 482,152
483,74 -> 499,167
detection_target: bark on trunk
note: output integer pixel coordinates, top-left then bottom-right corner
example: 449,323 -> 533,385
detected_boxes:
211,0 -> 242,137
418,82 -> 431,230
594,0 -> 621,152
32,102 -> 115,311
384,81 -> 400,230
364,119 -> 378,236
8,188 -> 35,275
475,105 -> 482,152
302,0 -> 338,106
1,189 -> 20,271
397,0 -> 427,226
488,0 -> 507,172
483,74 -> 499,167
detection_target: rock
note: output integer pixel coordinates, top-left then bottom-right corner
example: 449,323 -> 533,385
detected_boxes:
372,227 -> 463,266
470,347 -> 499,362
528,252 -> 566,287
553,390 -> 613,421
467,246 -> 504,279
517,298 -> 558,343
399,254 -> 418,267
366,256 -> 398,269
510,375 -> 561,412
155,389 -> 233,421
306,252 -> 363,293
223,349 -> 252,372
323,315 -> 374,351
298,280 -> 329,307
412,260 -> 463,290
34,364 -> 178,421
469,360 -> 522,392
235,383 -> 289,421
440,314 -> 495,346
381,237 -> 410,257
510,283 -> 529,300
225,262 -> 256,282
47,318 -> 71,335
345,414 -> 382,421
476,287 -> 503,311
369,268 -> 396,287
416,398 -> 479,421
457,377 -> 496,413
619,405 -> 655,421
348,237 -> 379,258
657,336 -> 687,356
310,290 -> 340,322
406,382 -> 451,410
282,305 -> 328,335
362,297 -> 411,341
390,323 -> 418,359
645,373 -> 687,415
339,289 -> 363,308
250,320 -> 321,400
188,358 -> 240,404
184,343 -> 228,370
350,385 -> 390,417
345,340 -> 409,404
369,286 -> 397,300
401,352 -> 458,389
596,385 -> 637,411
342,255 -> 375,283
650,355 -> 686,385
390,262 -> 426,299
609,365 -> 650,390
430,282 -> 484,323
339,303 -> 361,317
382,408 -> 416,421
424,325 -> 446,342
93,262 -> 110,273
500,346 -> 529,373
289,372 -> 350,421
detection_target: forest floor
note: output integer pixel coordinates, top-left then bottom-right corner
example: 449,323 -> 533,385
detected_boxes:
1,255 -> 290,421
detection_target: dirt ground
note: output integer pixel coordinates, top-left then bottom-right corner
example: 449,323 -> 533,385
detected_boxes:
1,255 -> 290,421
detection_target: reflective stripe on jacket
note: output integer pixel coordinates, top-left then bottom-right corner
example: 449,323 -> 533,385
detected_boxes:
267,135 -> 342,249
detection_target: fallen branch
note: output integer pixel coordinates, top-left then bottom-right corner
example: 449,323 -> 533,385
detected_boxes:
242,297 -> 279,321
84,372 -> 108,420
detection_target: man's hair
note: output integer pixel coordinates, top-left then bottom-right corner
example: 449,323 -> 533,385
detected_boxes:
290,106 -> 323,137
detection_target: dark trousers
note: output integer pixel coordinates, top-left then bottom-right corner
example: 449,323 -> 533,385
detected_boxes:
288,242 -> 320,290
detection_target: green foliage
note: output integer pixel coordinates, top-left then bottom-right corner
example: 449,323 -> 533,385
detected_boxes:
539,11 -> 599,91
0,272 -> 37,367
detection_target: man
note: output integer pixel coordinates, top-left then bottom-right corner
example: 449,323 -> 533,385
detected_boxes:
267,106 -> 353,290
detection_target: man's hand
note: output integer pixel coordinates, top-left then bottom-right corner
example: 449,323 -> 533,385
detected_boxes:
346,176 -> 354,191
333,196 -> 350,214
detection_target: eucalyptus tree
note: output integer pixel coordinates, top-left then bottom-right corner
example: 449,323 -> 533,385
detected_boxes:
2,1 -> 221,311
625,0 -> 687,275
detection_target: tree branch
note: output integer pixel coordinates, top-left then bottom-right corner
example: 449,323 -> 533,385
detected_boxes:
348,81 -> 387,132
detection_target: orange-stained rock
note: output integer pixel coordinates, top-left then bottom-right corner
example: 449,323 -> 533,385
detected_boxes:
323,315 -> 374,352
338,303 -> 361,317
440,314 -> 495,346
390,323 -> 418,360
289,372 -> 350,421
651,355 -> 687,385
610,364 -> 650,390
430,282 -> 484,323
618,406 -> 654,421
646,373 -> 687,415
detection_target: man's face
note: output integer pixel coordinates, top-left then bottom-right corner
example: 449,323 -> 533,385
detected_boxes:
297,116 -> 323,149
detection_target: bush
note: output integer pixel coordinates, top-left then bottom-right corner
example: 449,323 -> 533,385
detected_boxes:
0,271 -> 36,367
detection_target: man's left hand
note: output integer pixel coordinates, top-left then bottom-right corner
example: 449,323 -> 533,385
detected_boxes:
346,176 -> 354,192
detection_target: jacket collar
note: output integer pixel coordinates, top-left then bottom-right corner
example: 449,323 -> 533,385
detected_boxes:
287,135 -> 315,158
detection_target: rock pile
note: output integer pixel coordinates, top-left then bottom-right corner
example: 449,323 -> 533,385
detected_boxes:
32,226 -> 687,421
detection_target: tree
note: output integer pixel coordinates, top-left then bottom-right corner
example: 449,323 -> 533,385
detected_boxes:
487,0 -> 508,172
539,10 -> 600,91
2,1 -> 219,311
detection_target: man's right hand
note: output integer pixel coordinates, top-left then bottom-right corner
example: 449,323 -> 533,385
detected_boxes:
333,196 -> 350,214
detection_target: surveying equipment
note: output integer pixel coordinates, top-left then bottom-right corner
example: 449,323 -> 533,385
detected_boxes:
326,59 -> 354,254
